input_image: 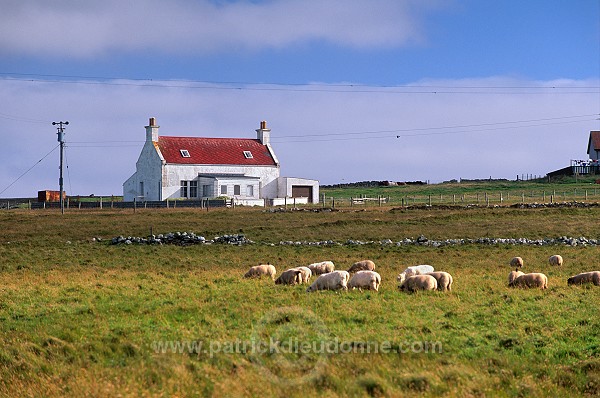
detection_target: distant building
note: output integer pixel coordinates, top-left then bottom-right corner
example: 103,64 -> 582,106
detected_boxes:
587,131 -> 600,161
123,118 -> 319,205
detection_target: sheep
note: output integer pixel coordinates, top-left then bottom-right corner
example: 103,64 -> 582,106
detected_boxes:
347,260 -> 375,274
292,266 -> 312,284
308,261 -> 335,275
567,271 -> 600,286
426,271 -> 453,292
244,263 -> 276,280
508,270 -> 525,285
396,264 -> 434,284
549,255 -> 563,266
348,270 -> 381,291
399,274 -> 438,292
508,273 -> 548,289
510,257 -> 524,269
275,268 -> 302,285
306,270 -> 349,292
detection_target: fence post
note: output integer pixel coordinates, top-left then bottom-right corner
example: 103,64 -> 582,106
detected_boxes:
332,197 -> 335,209
585,190 -> 588,201
500,192 -> 503,204
100,196 -> 103,209
133,197 -> 137,213
522,193 -> 525,203
453,194 -> 456,205
428,195 -> 432,206
543,191 -> 545,202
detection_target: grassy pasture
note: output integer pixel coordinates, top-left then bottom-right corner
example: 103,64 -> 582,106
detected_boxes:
1,206 -> 599,397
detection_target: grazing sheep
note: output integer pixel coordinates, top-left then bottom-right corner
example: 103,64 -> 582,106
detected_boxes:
396,265 -> 435,284
347,260 -> 376,274
292,266 -> 312,284
509,273 -> 548,289
510,257 -> 524,269
275,269 -> 302,285
308,261 -> 335,275
244,263 -> 276,280
508,270 -> 525,285
399,275 -> 438,292
426,271 -> 453,292
567,271 -> 600,286
306,270 -> 349,292
348,270 -> 381,291
549,255 -> 563,266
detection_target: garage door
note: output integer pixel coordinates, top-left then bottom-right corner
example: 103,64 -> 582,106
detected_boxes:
291,185 -> 313,203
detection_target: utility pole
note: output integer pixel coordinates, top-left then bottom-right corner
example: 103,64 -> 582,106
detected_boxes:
52,121 -> 69,214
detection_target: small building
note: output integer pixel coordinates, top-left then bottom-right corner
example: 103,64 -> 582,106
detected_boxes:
123,118 -> 319,205
587,131 -> 600,161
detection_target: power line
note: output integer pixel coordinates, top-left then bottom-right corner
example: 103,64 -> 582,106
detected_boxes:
0,144 -> 59,196
1,73 -> 598,94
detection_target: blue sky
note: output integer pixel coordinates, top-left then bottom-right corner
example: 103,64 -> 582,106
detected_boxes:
1,0 -> 599,197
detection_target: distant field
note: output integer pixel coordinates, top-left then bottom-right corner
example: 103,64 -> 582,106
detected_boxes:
1,200 -> 599,396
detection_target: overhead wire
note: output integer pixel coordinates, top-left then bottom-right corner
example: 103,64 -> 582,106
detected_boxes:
0,144 -> 59,196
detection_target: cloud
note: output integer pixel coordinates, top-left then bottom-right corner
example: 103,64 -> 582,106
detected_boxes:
0,0 -> 441,58
1,76 -> 598,197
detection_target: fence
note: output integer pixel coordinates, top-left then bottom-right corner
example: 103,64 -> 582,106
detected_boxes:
321,188 -> 600,208
1,198 -> 233,210
3,187 -> 600,210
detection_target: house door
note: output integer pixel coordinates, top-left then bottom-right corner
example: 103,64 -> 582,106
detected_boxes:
291,186 -> 313,203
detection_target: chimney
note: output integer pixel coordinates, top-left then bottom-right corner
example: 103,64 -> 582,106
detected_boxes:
145,117 -> 159,142
256,120 -> 271,145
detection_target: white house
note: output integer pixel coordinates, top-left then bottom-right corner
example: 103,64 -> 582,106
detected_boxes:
123,118 -> 319,205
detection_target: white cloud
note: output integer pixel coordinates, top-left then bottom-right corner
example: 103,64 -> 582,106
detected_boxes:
0,0 -> 441,58
1,76 -> 598,197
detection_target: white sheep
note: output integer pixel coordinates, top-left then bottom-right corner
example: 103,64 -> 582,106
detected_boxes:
244,263 -> 276,280
396,264 -> 434,284
348,270 -> 381,291
509,257 -> 524,269
399,274 -> 438,292
508,270 -> 525,285
426,271 -> 453,292
347,260 -> 376,274
308,261 -> 335,275
567,271 -> 600,286
292,266 -> 312,284
275,268 -> 302,285
306,270 -> 349,292
548,255 -> 563,266
509,273 -> 548,289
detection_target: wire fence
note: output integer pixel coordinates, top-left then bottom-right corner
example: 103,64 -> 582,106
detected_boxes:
3,187 -> 600,210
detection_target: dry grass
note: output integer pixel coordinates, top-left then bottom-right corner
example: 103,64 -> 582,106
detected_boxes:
1,206 -> 599,397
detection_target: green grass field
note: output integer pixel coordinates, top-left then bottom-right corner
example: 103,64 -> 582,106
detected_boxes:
1,202 -> 599,397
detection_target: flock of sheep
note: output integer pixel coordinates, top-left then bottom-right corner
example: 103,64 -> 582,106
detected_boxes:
242,260 -> 454,293
243,254 -> 600,292
508,255 -> 600,289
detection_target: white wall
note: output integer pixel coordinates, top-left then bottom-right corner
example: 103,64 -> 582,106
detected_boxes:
277,177 -> 320,203
123,142 -> 164,201
161,164 -> 279,200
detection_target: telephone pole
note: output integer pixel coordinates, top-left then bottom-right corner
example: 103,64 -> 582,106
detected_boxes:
52,121 -> 69,214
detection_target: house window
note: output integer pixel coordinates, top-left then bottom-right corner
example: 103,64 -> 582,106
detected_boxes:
180,149 -> 190,158
243,151 -> 253,159
234,185 -> 241,195
189,181 -> 198,197
247,185 -> 254,197
180,180 -> 188,197
202,185 -> 211,197
220,185 -> 227,195
139,181 -> 144,198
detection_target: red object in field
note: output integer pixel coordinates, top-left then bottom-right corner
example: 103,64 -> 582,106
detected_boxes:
38,190 -> 65,202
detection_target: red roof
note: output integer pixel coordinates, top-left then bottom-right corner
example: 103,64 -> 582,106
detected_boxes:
588,131 -> 600,153
157,136 -> 277,166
